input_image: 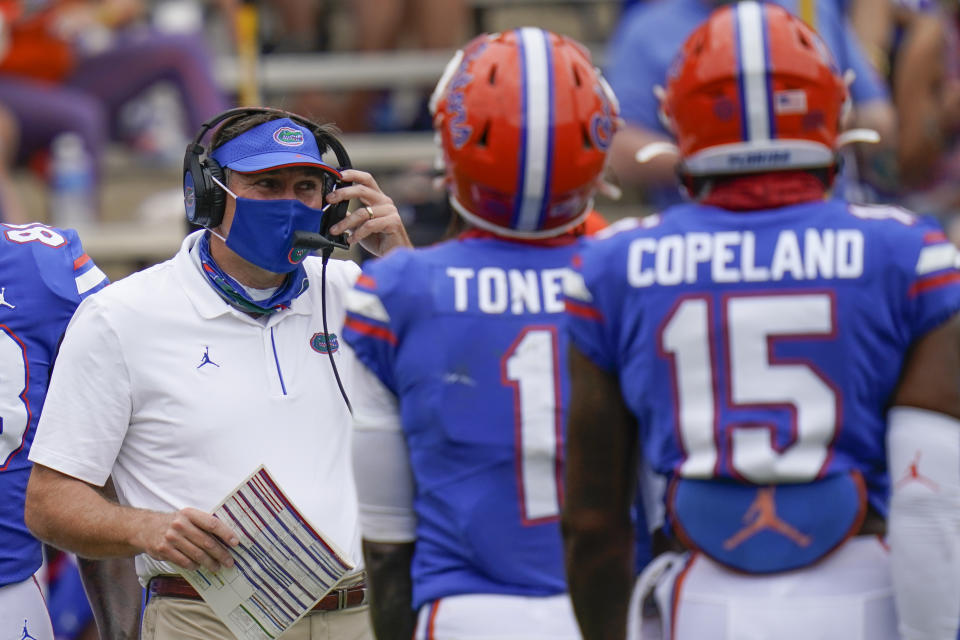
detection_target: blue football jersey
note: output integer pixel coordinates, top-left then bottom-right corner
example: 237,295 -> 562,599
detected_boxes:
345,234 -> 626,608
567,200 -> 960,527
0,223 -> 107,586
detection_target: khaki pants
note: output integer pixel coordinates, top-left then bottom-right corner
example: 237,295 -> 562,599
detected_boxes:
141,596 -> 373,640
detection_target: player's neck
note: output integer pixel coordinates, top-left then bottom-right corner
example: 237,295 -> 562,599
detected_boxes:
699,171 -> 828,211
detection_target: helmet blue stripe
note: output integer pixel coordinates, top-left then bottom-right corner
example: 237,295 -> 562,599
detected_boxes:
512,28 -> 528,230
537,33 -> 556,232
512,27 -> 553,232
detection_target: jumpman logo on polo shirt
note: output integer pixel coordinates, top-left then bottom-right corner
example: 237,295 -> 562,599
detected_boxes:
0,287 -> 16,309
21,620 -> 38,640
197,346 -> 219,369
723,486 -> 812,550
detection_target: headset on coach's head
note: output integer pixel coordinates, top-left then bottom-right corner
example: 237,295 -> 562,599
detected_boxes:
182,107 -> 353,246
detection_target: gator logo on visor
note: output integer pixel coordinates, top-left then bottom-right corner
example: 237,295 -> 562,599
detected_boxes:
310,332 -> 339,354
274,127 -> 305,147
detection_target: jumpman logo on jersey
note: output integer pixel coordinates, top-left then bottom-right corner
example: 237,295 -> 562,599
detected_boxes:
895,451 -> 940,491
21,620 -> 38,640
196,346 -> 219,369
0,287 -> 16,309
723,487 -> 812,550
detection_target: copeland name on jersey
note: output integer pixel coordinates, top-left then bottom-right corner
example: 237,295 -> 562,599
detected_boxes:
569,199 -> 960,515
567,199 -> 960,573
626,226 -> 864,286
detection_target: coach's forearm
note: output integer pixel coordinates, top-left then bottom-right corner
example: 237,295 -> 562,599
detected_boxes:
363,539 -> 417,640
75,478 -> 143,639
25,464 -> 161,558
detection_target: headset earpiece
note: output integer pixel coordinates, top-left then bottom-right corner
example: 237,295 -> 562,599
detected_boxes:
313,128 -> 353,241
201,157 -> 226,226
183,138 -> 229,229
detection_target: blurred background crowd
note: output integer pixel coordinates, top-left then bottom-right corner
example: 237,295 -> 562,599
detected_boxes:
3,0 -> 960,279
5,0 -> 959,637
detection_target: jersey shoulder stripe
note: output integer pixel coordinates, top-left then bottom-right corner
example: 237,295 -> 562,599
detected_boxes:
73,255 -> 108,297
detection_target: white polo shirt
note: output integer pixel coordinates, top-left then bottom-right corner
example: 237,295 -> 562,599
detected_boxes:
30,231 -> 363,583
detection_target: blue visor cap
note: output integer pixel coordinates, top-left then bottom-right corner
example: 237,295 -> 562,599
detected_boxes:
210,118 -> 342,179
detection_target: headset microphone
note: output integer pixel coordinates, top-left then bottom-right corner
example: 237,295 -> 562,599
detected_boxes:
292,230 -> 349,254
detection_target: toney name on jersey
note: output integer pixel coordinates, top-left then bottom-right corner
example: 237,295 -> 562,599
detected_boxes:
628,228 -> 863,287
445,266 -> 571,314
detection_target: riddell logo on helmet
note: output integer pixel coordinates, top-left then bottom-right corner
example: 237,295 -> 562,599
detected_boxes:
728,151 -> 791,168
273,127 -> 304,147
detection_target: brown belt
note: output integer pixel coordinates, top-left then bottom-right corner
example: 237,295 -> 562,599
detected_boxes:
147,575 -> 367,611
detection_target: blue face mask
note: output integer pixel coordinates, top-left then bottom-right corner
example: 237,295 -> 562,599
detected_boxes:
226,196 -> 324,274
212,176 -> 327,274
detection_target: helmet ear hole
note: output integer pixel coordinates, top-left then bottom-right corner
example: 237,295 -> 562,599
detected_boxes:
581,124 -> 594,150
476,121 -> 490,147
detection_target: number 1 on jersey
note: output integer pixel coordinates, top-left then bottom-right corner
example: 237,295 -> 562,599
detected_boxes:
504,327 -> 563,524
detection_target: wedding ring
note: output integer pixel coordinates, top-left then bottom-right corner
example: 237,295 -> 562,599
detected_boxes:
364,205 -> 375,220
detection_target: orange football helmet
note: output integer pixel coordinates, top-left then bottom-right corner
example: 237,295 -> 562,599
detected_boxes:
661,1 -> 849,176
430,28 -> 619,238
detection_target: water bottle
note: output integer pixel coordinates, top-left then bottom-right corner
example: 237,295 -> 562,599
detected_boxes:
49,132 -> 97,228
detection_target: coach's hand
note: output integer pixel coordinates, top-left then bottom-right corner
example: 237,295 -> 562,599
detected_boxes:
142,508 -> 240,573
326,169 -> 412,256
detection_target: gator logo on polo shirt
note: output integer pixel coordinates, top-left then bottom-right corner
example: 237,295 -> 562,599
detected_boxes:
274,126 -> 304,147
310,332 -> 339,354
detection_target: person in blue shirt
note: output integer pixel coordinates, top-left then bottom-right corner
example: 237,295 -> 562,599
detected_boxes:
605,0 -> 897,210
564,4 -> 960,639
0,223 -> 108,640
343,28 -> 654,640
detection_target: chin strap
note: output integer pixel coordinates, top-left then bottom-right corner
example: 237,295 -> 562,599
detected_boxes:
887,406 -> 960,640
